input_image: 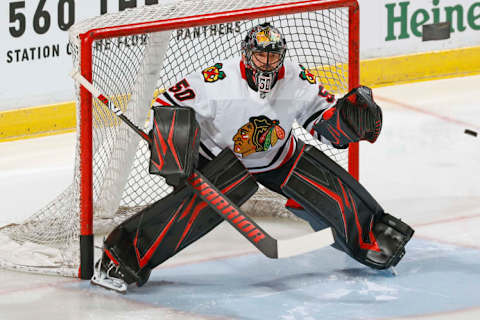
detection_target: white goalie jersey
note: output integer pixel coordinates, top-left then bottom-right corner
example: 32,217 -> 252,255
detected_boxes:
154,57 -> 336,173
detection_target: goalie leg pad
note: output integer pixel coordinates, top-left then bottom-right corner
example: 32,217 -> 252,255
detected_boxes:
99,148 -> 258,286
281,144 -> 414,269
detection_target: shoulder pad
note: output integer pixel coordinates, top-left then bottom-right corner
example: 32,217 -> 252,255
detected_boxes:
202,63 -> 227,83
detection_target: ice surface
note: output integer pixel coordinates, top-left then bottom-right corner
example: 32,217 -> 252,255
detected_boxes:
0,76 -> 479,319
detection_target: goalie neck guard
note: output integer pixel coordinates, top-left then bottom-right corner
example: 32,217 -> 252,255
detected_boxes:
241,23 -> 287,99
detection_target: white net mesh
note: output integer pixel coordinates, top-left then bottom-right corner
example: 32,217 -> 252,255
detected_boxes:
0,0 -> 355,276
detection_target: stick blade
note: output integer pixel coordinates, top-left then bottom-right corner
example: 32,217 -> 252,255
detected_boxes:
276,228 -> 334,258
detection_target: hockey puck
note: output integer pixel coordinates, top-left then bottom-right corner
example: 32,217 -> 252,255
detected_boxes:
464,129 -> 478,137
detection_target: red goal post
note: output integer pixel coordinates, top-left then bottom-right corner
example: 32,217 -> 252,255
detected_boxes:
75,0 -> 359,279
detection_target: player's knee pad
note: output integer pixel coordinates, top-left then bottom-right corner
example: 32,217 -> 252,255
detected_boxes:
101,148 -> 258,285
281,144 -> 414,269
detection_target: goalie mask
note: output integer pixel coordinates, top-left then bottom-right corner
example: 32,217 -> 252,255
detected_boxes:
242,23 -> 287,98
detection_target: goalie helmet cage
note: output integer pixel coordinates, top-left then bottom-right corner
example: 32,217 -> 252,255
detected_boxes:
0,0 -> 359,279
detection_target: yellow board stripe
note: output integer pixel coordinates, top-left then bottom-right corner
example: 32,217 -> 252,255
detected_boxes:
360,45 -> 480,88
0,102 -> 76,142
1,46 -> 480,142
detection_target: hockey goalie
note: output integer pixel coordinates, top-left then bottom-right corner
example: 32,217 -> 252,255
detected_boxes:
91,23 -> 414,293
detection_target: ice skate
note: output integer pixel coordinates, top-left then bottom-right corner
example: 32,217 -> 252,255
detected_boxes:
90,257 -> 127,294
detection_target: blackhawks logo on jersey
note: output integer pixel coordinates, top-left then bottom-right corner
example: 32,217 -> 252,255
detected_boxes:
299,64 -> 316,84
232,115 -> 286,158
202,63 -> 226,83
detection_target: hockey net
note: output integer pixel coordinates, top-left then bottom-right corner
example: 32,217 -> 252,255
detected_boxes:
0,0 -> 359,278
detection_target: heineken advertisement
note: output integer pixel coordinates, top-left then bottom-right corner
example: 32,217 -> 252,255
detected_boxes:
384,0 -> 480,40
360,0 -> 480,59
0,0 -> 479,110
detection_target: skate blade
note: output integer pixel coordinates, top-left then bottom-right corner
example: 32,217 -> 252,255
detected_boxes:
91,274 -> 127,294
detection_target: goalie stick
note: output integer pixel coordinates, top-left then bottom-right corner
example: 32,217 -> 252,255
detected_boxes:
71,69 -> 334,259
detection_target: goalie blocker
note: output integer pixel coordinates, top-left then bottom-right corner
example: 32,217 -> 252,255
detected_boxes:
281,144 -> 414,269
148,105 -> 200,186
